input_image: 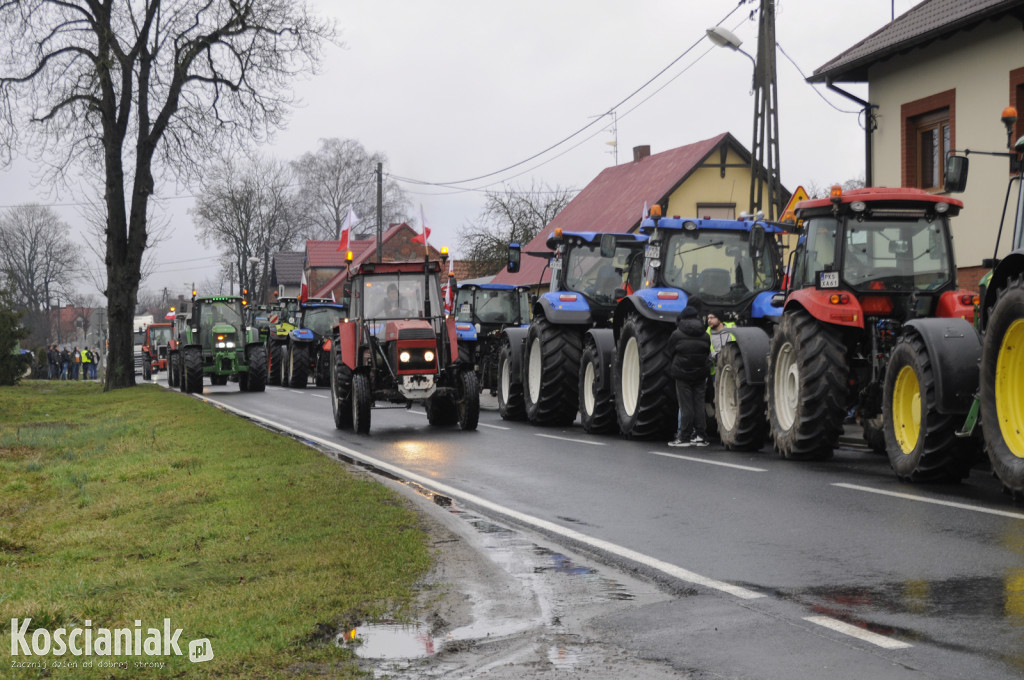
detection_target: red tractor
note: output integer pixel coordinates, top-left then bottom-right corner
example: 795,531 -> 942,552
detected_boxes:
141,322 -> 173,381
766,186 -> 979,481
329,257 -> 479,434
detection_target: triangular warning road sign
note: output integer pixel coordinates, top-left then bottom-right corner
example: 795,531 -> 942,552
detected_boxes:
779,185 -> 810,224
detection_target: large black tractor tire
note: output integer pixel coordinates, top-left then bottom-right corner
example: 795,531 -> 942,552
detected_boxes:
578,342 -> 616,434
288,344 -> 310,388
278,346 -> 290,387
330,341 -> 353,430
497,340 -> 526,421
425,393 -> 458,426
980,274 -> 1024,497
457,369 -> 480,431
882,333 -> 970,482
766,310 -> 847,460
245,345 -> 267,393
523,318 -> 583,426
182,347 -> 204,395
715,342 -> 767,451
614,314 -> 674,440
142,361 -> 152,381
351,372 -> 372,434
267,342 -> 283,386
168,352 -> 179,388
314,351 -> 331,387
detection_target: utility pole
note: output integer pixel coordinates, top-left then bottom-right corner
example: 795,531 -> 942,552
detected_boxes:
375,162 -> 383,264
750,0 -> 783,220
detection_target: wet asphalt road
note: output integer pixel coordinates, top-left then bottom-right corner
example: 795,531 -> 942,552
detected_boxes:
163,377 -> 1024,680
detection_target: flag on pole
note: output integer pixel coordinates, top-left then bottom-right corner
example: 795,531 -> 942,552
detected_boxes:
299,269 -> 308,302
642,201 -> 648,221
336,206 -> 361,252
411,204 -> 432,247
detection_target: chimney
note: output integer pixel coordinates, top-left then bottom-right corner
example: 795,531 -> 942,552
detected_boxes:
633,145 -> 651,162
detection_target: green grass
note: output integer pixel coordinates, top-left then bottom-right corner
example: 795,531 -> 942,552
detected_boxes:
0,382 -> 432,678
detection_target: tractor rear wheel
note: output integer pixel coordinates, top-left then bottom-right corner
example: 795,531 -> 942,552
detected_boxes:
351,372 -> 372,434
168,352 -> 179,388
457,369 -> 480,431
578,342 -> 616,434
330,340 -> 353,429
767,311 -> 847,460
523,317 -> 582,426
183,347 -> 204,394
289,344 -> 309,388
614,314 -> 674,440
883,333 -> 969,481
142,361 -> 152,381
715,342 -> 767,451
497,340 -> 525,421
981,274 -> 1024,496
246,345 -> 267,393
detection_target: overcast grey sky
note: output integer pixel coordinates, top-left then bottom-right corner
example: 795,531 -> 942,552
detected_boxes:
0,0 -> 923,301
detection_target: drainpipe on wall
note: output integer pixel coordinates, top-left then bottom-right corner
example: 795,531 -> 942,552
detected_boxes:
826,81 -> 878,187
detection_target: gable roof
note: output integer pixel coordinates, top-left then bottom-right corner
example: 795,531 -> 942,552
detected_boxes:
810,0 -> 1024,83
272,251 -> 305,286
491,133 -> 746,286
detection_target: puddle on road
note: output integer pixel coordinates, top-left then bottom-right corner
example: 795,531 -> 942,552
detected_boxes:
339,501 -> 637,663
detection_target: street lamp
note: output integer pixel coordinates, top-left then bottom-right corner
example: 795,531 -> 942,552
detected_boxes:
706,26 -> 755,68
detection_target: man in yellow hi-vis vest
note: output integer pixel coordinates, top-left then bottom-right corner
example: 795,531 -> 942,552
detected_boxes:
707,312 -> 736,371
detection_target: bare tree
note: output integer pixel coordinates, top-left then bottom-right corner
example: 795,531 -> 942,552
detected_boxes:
0,204 -> 78,312
458,181 -> 576,278
0,1 -> 333,389
192,153 -> 304,304
291,138 -> 410,242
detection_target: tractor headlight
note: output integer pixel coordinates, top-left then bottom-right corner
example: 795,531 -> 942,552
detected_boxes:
424,351 -> 435,362
399,351 -> 411,363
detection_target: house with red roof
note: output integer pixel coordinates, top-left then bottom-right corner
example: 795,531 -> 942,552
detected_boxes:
492,133 -> 788,287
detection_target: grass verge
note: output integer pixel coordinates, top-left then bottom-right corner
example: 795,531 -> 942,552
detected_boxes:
0,381 -> 431,678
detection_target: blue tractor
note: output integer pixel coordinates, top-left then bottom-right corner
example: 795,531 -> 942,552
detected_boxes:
453,283 -> 531,395
608,211 -> 785,444
496,230 -> 648,427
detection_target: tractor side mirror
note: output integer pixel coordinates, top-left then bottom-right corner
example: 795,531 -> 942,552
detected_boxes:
945,155 -> 969,193
507,243 -> 522,273
749,224 -> 766,256
599,234 -> 617,258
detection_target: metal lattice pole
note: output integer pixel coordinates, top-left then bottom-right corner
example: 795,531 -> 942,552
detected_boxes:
750,0 -> 783,220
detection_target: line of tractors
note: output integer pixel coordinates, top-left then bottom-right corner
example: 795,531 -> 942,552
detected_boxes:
136,109 -> 1023,500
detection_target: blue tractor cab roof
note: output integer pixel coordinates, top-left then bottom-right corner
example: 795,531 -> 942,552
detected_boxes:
545,230 -> 648,250
639,216 -> 783,235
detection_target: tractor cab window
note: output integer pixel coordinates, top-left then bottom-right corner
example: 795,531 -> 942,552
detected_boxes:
303,307 -> 346,335
198,302 -> 243,331
841,217 -> 952,292
564,243 -> 633,304
795,218 -> 838,288
149,326 -> 173,345
361,275 -> 436,319
456,288 -> 524,325
661,230 -> 779,303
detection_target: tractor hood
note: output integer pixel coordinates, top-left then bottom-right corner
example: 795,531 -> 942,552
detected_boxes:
379,319 -> 436,342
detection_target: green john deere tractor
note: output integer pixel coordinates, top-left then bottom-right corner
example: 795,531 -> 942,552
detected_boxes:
178,295 -> 267,393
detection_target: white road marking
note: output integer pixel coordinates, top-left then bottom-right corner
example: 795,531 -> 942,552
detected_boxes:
833,483 -> 1024,520
535,433 -> 606,446
195,394 -> 763,600
479,422 -> 510,430
804,616 -> 912,650
651,451 -> 767,472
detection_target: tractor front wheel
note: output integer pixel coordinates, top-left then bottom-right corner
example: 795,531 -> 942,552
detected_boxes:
614,314 -> 674,440
330,340 -> 353,429
981,274 -> 1024,496
715,342 -> 767,451
246,345 -> 267,393
182,347 -> 204,394
523,317 -> 582,426
883,333 -> 969,482
497,340 -> 525,421
289,344 -> 309,388
578,342 -> 616,434
767,311 -> 847,460
457,369 -> 480,431
351,372 -> 372,434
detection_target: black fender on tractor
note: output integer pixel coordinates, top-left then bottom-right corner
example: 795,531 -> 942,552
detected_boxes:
721,326 -> 771,386
499,326 -> 529,386
581,328 -> 616,392
902,318 -> 981,415
980,250 -> 1024,327
613,295 -> 678,333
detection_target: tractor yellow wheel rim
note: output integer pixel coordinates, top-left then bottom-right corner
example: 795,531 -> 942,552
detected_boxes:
892,365 -> 921,454
996,319 -> 1024,458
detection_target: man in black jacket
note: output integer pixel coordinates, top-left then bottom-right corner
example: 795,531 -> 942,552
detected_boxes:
667,305 -> 710,447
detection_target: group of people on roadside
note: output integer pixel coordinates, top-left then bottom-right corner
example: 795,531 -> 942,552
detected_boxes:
46,344 -> 100,380
668,302 -> 735,448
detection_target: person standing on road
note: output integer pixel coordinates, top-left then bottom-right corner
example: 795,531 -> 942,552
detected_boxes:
667,306 -> 711,448
48,345 -> 58,379
706,312 -> 736,364
60,346 -> 70,379
81,347 -> 92,380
